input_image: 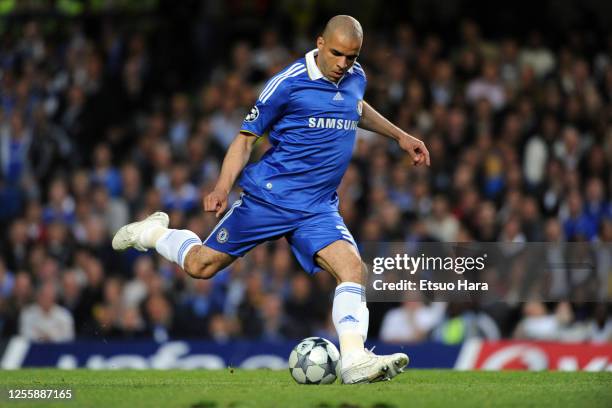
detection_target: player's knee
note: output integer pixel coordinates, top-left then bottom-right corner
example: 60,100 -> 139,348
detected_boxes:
336,259 -> 366,284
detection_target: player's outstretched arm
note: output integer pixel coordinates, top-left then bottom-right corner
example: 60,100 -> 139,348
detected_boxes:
358,100 -> 430,166
204,132 -> 258,217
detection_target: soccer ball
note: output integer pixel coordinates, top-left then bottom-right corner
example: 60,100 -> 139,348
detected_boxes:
288,337 -> 340,384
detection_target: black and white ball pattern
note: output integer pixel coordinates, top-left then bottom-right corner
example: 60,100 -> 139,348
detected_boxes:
288,337 -> 340,384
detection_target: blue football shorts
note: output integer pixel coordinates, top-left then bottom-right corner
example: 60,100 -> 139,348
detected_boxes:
203,192 -> 357,274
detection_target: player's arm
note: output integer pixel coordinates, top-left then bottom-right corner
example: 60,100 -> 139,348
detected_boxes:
204,133 -> 257,217
358,100 -> 430,166
205,64 -> 295,217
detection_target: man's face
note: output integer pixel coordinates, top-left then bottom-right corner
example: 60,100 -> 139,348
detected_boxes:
38,285 -> 56,312
316,32 -> 361,82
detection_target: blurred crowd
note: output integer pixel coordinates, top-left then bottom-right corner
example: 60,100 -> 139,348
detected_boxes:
0,8 -> 610,344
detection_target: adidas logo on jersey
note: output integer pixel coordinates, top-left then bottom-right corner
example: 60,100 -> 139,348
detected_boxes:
333,91 -> 344,101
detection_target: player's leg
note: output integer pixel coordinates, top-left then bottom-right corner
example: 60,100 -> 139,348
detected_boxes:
113,193 -> 298,280
182,245 -> 235,279
288,215 -> 368,355
112,211 -> 235,279
315,240 -> 407,383
315,240 -> 368,354
289,214 -> 408,383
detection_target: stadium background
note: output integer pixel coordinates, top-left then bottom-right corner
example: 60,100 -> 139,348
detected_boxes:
0,0 -> 610,369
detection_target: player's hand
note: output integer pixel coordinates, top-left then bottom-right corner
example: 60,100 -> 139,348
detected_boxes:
204,188 -> 228,218
398,133 -> 430,167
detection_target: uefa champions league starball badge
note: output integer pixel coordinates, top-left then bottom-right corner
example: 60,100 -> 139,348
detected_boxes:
245,106 -> 259,122
357,100 -> 363,116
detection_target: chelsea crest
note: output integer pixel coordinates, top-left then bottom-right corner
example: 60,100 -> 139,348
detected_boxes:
216,228 -> 229,243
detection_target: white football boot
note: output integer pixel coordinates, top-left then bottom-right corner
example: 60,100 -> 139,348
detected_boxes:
112,212 -> 169,252
340,349 -> 409,384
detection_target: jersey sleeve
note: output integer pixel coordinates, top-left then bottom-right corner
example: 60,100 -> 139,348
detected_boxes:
240,64 -> 302,137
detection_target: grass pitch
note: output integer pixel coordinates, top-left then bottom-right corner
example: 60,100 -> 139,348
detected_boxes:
1,369 -> 610,408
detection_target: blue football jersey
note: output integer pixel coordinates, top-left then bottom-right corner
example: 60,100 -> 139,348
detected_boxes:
239,49 -> 367,213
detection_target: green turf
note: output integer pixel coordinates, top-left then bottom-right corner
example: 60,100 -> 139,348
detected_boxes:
1,369 -> 610,408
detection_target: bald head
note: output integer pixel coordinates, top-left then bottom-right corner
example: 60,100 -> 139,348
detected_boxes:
316,15 -> 363,82
322,15 -> 363,42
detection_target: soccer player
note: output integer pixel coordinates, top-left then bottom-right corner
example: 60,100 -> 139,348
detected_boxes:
113,15 -> 430,384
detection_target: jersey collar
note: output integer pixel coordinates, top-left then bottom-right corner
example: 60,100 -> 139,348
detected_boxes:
305,48 -> 354,82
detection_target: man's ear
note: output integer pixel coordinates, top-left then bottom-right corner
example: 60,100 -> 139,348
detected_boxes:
316,36 -> 324,50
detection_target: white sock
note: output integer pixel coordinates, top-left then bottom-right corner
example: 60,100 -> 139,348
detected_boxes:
140,225 -> 168,248
155,229 -> 201,269
333,282 -> 366,363
357,302 -> 370,342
